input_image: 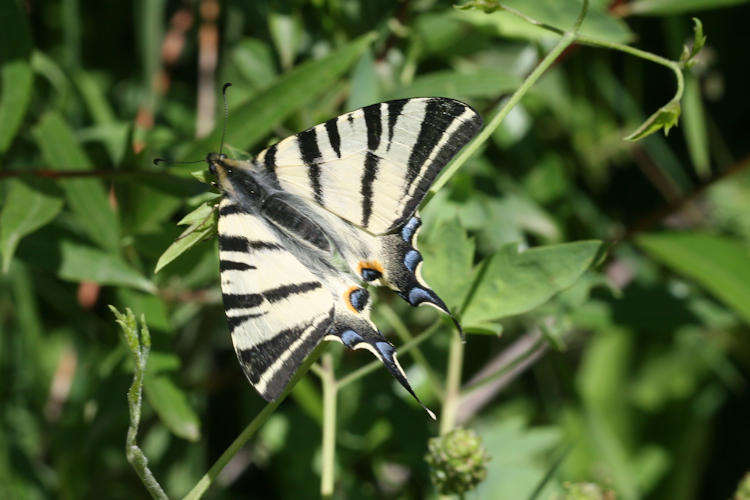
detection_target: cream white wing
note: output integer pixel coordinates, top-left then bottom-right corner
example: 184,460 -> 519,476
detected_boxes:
253,97 -> 482,235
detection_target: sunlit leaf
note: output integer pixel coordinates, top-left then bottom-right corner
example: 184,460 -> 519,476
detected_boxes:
154,205 -> 217,273
462,240 -> 603,326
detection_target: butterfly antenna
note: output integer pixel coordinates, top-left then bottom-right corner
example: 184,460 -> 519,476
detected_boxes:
153,158 -> 205,167
218,82 -> 232,156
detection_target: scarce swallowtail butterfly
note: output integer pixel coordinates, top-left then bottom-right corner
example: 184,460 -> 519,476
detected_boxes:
207,97 -> 482,417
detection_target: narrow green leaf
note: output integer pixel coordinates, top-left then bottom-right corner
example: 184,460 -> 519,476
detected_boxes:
181,32 -> 376,160
0,0 -> 33,153
268,11 -> 301,71
636,232 -> 750,326
177,202 -> 215,226
56,239 -> 156,293
32,112 -> 120,251
387,69 -> 521,101
681,75 -> 710,179
346,49 -> 378,110
624,100 -> 681,141
154,207 -> 217,273
462,240 -> 603,326
144,375 -> 201,441
0,179 -> 64,272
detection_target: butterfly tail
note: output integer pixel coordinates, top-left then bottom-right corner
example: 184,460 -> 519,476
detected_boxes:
327,316 -> 436,420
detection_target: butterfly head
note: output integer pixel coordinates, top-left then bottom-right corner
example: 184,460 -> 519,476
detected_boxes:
206,152 -> 228,176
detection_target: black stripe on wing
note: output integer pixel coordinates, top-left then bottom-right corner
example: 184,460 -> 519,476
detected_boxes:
298,128 -> 324,205
236,310 -> 333,400
325,118 -> 341,158
363,103 -> 382,151
360,152 -> 380,228
386,99 -> 407,151
395,114 -> 482,230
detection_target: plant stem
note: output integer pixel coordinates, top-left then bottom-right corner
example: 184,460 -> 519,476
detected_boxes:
439,332 -> 465,436
111,307 -> 169,500
183,343 -> 326,500
320,354 -> 338,498
461,334 -> 547,395
429,12 -> 584,197
575,34 -> 684,103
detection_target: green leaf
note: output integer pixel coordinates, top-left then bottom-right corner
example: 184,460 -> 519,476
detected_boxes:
181,32 -> 376,160
626,0 -> 748,15
0,179 -> 64,272
624,99 -> 681,141
421,218 -> 475,311
0,0 -> 33,154
144,375 -> 200,441
681,75 -> 710,179
462,240 -> 603,326
32,112 -> 120,251
387,69 -> 520,101
636,232 -> 750,326
346,49 -> 378,110
56,239 -> 156,293
455,0 -> 633,44
154,206 -> 217,273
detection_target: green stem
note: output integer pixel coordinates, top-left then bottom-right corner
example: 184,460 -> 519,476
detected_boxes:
183,343 -> 327,500
461,334 -> 547,395
320,354 -> 338,498
575,34 -> 684,104
337,320 -> 442,389
380,303 -> 444,401
439,333 -> 465,436
111,307 -> 169,500
429,29 -> 578,197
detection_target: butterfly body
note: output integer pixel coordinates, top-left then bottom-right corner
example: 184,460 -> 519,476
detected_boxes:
208,98 -> 482,415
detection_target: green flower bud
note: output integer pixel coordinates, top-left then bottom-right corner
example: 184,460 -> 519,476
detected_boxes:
735,472 -> 750,500
424,428 -> 490,496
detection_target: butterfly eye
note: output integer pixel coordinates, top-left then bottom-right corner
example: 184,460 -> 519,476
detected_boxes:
209,163 -> 217,175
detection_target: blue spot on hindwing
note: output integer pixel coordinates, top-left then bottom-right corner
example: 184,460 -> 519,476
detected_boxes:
408,287 -> 433,306
400,217 -> 421,242
361,268 -> 382,281
375,341 -> 395,360
404,250 -> 422,273
340,329 -> 363,347
349,288 -> 369,312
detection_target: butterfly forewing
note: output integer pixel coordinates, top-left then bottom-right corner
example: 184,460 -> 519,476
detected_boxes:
255,98 -> 482,234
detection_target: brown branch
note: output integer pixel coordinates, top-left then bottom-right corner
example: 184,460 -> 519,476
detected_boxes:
0,169 -> 177,180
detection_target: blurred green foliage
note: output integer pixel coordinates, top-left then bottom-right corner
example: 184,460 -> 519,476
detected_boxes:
1,0 -> 749,499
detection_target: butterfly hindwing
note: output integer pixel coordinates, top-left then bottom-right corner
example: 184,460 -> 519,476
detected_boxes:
254,98 -> 482,235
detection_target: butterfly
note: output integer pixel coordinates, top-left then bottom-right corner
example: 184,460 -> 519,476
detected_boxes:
207,97 -> 482,417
